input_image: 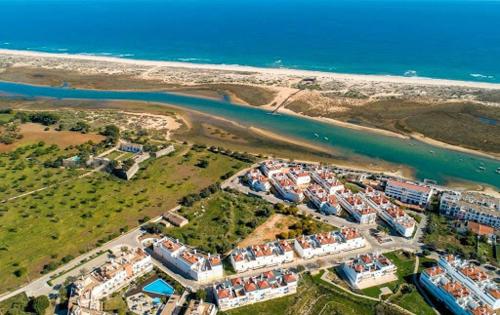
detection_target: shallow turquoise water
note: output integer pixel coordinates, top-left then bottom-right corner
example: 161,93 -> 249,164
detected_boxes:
1,0 -> 500,82
142,279 -> 174,296
0,81 -> 498,189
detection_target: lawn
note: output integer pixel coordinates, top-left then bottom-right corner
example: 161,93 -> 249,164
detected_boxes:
168,191 -> 274,254
361,251 -> 435,315
0,144 -> 248,293
102,293 -> 127,313
361,251 -> 416,298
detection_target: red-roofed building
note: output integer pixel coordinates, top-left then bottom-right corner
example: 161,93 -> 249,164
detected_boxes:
384,179 -> 433,207
213,269 -> 298,311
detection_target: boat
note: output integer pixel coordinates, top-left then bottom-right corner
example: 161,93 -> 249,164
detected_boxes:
495,167 -> 500,174
478,166 -> 485,171
429,150 -> 435,154
324,137 -> 329,141
314,133 -> 319,138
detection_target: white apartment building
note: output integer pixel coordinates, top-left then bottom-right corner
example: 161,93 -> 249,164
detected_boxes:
293,227 -> 366,259
420,255 -> 499,315
336,189 -> 377,224
270,172 -> 304,202
363,187 -> 416,237
342,253 -> 397,289
305,184 -> 342,215
230,240 -> 294,272
70,248 -> 153,314
440,191 -> 500,229
287,166 -> 311,185
311,169 -> 344,194
214,269 -> 298,311
245,168 -> 271,192
384,179 -> 433,207
153,237 -> 223,282
119,142 -> 144,153
260,160 -> 287,177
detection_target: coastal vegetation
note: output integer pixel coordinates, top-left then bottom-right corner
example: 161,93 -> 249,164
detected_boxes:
287,99 -> 500,154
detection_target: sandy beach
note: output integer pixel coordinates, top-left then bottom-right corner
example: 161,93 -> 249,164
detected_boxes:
1,48 -> 499,162
2,49 -> 500,89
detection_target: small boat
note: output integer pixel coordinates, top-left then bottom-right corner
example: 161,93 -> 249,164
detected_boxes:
429,150 -> 435,154
478,166 -> 485,171
314,133 -> 319,138
496,167 -> 500,174
324,137 -> 329,141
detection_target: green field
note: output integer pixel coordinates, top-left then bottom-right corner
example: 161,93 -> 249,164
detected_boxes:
361,251 -> 434,315
0,112 -> 14,124
224,272 -> 379,315
0,144 -> 84,200
168,191 -> 274,254
0,144 -> 248,293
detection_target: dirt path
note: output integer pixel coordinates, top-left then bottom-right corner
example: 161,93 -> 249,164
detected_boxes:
237,214 -> 295,248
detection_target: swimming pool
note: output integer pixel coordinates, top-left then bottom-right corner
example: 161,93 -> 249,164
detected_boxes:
142,279 -> 175,296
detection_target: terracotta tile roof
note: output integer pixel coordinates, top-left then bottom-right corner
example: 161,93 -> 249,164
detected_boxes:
489,289 -> 500,299
257,280 -> 270,289
341,227 -> 361,240
233,253 -> 245,262
296,237 -> 311,249
460,266 -> 488,282
209,256 -> 221,266
468,221 -> 494,236
387,180 -> 431,193
316,233 -> 335,245
443,281 -> 469,298
263,271 -> 276,279
161,239 -> 182,252
180,251 -> 199,265
283,273 -> 297,283
471,305 -> 494,315
360,254 -> 372,264
244,282 -> 257,292
279,240 -> 293,252
217,288 -> 231,299
424,266 -> 444,277
231,277 -> 243,287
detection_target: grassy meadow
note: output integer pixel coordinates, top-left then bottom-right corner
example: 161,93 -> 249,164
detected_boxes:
0,143 -> 248,293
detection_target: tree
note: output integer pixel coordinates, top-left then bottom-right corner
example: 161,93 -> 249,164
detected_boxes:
196,289 -> 207,301
13,267 -> 27,278
122,159 -> 135,171
101,125 -> 120,145
31,295 -> 50,315
70,121 -> 91,133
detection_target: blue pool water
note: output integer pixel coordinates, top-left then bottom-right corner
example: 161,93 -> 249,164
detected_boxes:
142,279 -> 175,296
1,0 -> 500,82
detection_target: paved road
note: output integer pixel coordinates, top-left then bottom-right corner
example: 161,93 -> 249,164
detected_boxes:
3,162 -> 429,307
0,223 -> 143,302
223,169 -> 427,255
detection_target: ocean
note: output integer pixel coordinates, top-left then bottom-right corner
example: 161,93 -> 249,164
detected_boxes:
1,0 -> 500,82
